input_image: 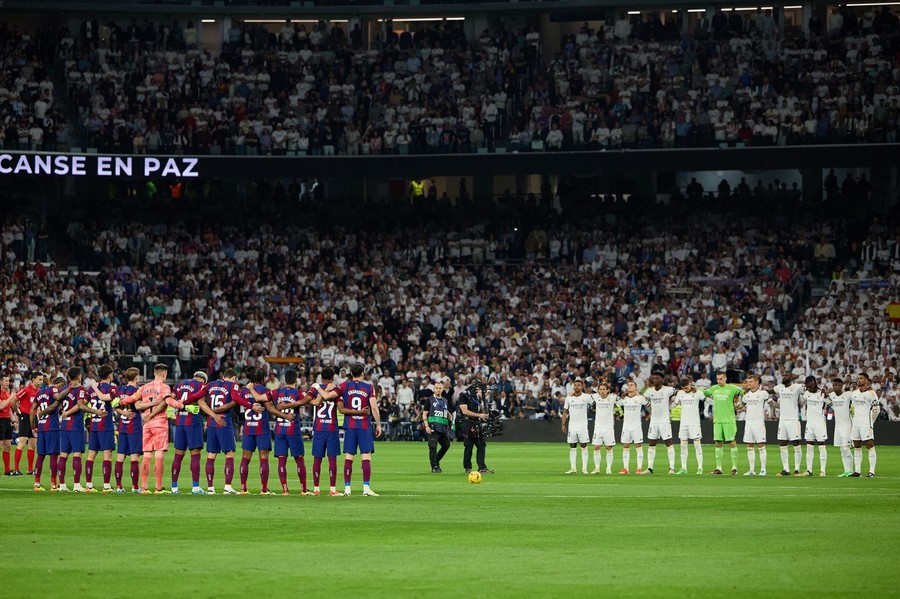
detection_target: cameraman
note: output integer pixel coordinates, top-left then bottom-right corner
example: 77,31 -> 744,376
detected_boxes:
421,381 -> 453,473
457,383 -> 494,475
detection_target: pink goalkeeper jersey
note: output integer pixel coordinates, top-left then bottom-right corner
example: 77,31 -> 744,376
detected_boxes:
138,380 -> 171,431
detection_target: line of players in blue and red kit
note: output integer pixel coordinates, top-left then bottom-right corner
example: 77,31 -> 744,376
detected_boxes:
28,361 -> 383,496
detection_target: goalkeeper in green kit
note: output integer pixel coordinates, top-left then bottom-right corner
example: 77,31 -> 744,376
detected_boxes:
702,371 -> 745,475
168,372 -> 215,494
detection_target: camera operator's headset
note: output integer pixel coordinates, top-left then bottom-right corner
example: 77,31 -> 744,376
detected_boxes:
460,381 -> 487,420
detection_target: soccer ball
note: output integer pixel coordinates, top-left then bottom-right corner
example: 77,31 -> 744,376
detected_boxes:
467,471 -> 482,484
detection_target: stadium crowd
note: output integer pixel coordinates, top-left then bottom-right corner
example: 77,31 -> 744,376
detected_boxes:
1,6 -> 894,155
2,189 -> 898,429
0,25 -> 69,152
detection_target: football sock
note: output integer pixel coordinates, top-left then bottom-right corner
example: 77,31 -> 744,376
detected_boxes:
190,453 -> 200,486
806,445 -> 814,473
868,448 -> 876,474
27,448 -> 34,471
224,456 -> 235,485
680,440 -> 689,470
14,448 -> 22,470
344,458 -> 353,487
72,456 -> 82,484
278,456 -> 288,489
85,459 -> 93,484
647,446 -> 656,470
593,449 -> 601,470
747,448 -> 756,472
140,456 -> 150,490
694,440 -> 703,471
715,446 -> 723,470
840,446 -> 852,473
102,459 -> 112,486
57,455 -> 68,484
1,450 -> 8,473
239,457 -> 250,489
780,446 -> 789,471
818,445 -> 827,473
153,457 -> 164,490
130,461 -> 139,489
313,457 -> 322,487
759,447 -> 766,471
730,447 -> 738,470
205,458 -> 215,487
605,449 -> 613,472
854,448 -> 862,473
328,456 -> 337,487
153,457 -> 165,489
50,453 -> 58,485
793,446 -> 801,471
622,448 -> 630,470
114,460 -> 123,488
35,454 -> 44,484
569,448 -> 576,470
667,445 -> 675,470
259,457 -> 269,492
636,447 -> 644,471
581,447 -> 588,470
362,460 -> 371,486
171,453 -> 185,487
295,456 -> 307,491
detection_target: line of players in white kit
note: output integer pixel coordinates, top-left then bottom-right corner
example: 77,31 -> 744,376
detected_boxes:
560,371 -> 881,477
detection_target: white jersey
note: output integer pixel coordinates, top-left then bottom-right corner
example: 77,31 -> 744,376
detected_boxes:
563,394 -> 593,430
773,383 -> 804,421
802,391 -> 830,426
592,393 -> 618,431
673,390 -> 704,427
617,395 -> 647,430
644,385 -> 675,423
741,389 -> 770,424
849,389 -> 880,429
829,391 -> 852,429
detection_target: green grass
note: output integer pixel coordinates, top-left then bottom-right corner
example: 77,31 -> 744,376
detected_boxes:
1,442 -> 898,598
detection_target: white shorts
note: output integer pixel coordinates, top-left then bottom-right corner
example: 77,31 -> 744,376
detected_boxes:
648,422 -> 672,441
833,425 -> 851,447
743,422 -> 766,444
679,423 -> 701,441
621,428 -> 643,444
567,429 -> 590,444
804,422 -> 828,443
592,428 -> 616,447
777,421 -> 801,442
850,424 -> 874,442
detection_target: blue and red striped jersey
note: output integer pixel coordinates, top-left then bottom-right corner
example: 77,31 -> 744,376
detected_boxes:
60,386 -> 87,433
34,385 -> 61,432
309,386 -> 338,432
172,379 -> 208,427
116,385 -> 142,435
336,380 -> 375,430
241,385 -> 269,436
89,382 -> 116,432
271,387 -> 301,435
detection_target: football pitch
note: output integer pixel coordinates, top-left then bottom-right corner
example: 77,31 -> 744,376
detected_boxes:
1,442 -> 898,598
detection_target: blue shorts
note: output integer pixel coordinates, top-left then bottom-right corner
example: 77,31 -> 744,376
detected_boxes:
118,431 -> 143,455
206,427 -> 236,454
37,430 -> 59,456
343,428 -> 375,455
274,432 -> 305,457
241,434 -> 272,452
311,430 -> 340,458
59,430 -> 85,454
89,430 -> 116,452
173,426 -> 204,451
